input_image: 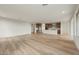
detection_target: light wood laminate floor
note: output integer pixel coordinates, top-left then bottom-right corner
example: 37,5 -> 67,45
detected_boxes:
0,34 -> 79,55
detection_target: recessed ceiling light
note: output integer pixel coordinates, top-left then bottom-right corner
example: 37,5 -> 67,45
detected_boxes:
62,11 -> 65,14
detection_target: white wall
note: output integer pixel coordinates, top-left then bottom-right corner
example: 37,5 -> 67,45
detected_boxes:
42,24 -> 57,35
70,18 -> 74,36
74,11 -> 79,50
69,8 -> 79,49
0,18 -> 31,37
76,15 -> 79,36
61,21 -> 70,36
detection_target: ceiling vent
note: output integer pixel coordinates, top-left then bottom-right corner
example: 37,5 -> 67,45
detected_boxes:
42,4 -> 48,6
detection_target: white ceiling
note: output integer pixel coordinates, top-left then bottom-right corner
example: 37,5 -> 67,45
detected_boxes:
0,4 -> 78,23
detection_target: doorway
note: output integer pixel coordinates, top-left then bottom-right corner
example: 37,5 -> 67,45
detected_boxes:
31,23 -> 42,34
36,23 -> 42,33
